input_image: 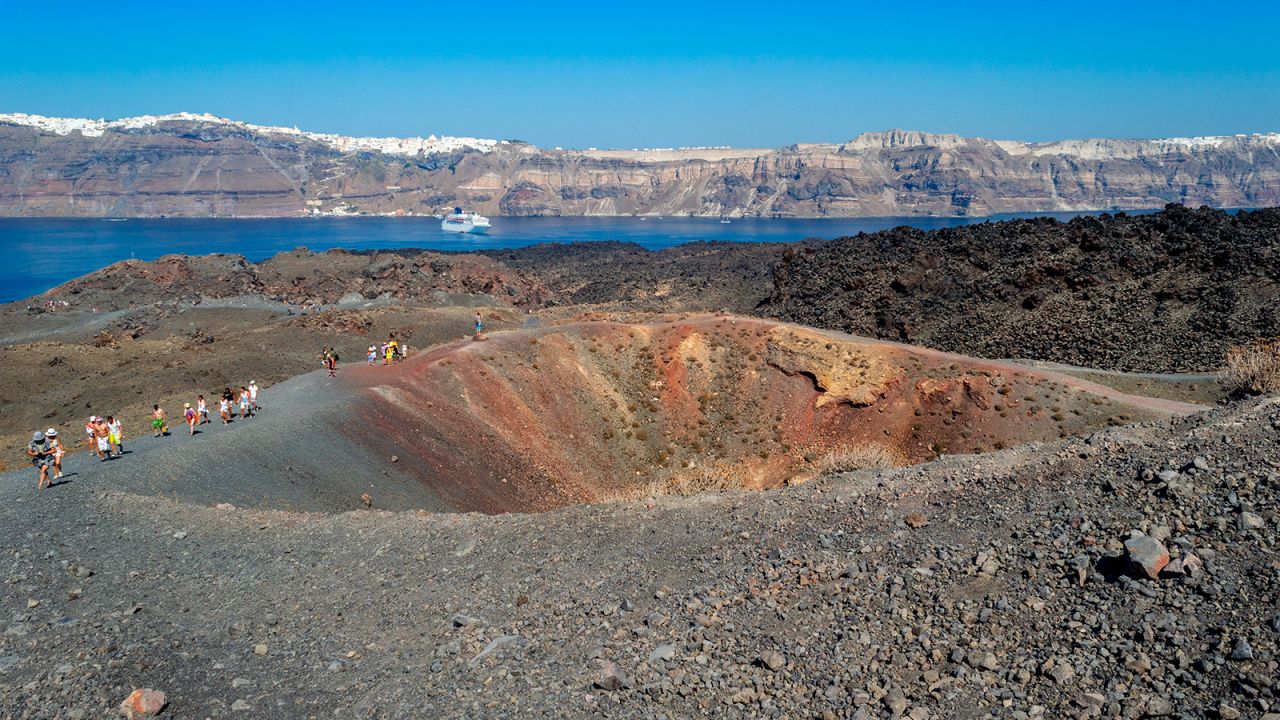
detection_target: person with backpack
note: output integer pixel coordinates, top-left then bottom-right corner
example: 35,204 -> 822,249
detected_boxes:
27,431 -> 55,492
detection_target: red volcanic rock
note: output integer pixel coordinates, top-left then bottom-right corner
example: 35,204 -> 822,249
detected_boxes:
119,688 -> 166,718
339,315 -> 1193,513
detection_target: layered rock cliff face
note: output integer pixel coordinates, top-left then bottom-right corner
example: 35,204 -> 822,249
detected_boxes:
1,114 -> 1278,217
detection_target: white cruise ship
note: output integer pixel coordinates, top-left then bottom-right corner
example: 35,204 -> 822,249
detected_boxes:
441,208 -> 491,234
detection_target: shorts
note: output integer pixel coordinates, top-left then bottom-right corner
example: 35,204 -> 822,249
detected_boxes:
152,418 -> 164,430
109,433 -> 121,444
33,455 -> 54,468
96,436 -> 111,452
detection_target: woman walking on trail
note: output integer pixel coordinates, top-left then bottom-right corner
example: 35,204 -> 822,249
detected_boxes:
106,415 -> 123,455
219,393 -> 232,424
474,311 -> 484,336
197,395 -> 210,424
47,428 -> 65,480
322,347 -> 338,378
151,405 -> 168,437
184,403 -> 198,435
238,387 -> 251,418
27,431 -> 55,493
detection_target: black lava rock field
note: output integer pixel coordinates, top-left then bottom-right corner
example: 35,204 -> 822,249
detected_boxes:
765,205 -> 1280,372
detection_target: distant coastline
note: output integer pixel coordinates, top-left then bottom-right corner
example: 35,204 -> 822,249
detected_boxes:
2,113 -> 1278,220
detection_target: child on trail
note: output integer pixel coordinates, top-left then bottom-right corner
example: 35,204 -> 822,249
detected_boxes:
197,395 -> 209,424
184,403 -> 198,435
47,428 -> 65,480
27,431 -> 55,493
106,415 -> 123,455
248,381 -> 259,412
325,349 -> 338,378
475,311 -> 483,335
151,405 -> 168,437
219,394 -> 232,424
238,387 -> 251,418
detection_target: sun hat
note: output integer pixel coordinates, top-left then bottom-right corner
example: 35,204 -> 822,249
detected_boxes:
32,431 -> 44,442
46,428 -> 57,437
89,415 -> 97,422
184,402 -> 191,408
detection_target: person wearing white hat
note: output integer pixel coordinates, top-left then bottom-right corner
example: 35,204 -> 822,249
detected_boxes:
85,416 -> 98,454
46,428 -> 65,480
26,431 -> 55,492
248,381 -> 259,412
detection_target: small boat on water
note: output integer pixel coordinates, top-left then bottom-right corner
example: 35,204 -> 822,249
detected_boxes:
719,217 -> 731,224
441,208 -> 491,234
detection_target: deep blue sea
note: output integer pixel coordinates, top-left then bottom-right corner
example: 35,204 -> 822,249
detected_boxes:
0,212 -> 1148,303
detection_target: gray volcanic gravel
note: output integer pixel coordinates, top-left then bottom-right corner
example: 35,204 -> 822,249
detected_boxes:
2,387 -> 1278,718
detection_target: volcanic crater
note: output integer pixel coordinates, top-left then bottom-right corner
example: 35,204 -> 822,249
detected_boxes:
343,315 -> 1194,513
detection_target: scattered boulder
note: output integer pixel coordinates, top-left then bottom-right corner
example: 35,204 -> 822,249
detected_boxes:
1124,534 -> 1170,580
757,650 -> 786,671
593,660 -> 628,691
119,689 -> 166,719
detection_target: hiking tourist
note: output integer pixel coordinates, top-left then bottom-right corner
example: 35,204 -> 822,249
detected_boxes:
151,405 -> 168,437
323,348 -> 338,377
92,417 -> 110,460
85,416 -> 97,454
219,393 -> 232,424
197,395 -> 210,424
184,403 -> 198,435
106,415 -> 123,455
248,381 -> 260,412
47,428 -> 65,479
238,387 -> 251,418
367,345 -> 377,365
474,311 -> 484,335
27,431 -> 55,492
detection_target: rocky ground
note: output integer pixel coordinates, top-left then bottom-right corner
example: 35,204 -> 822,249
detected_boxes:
2,204 -> 1278,718
1,381 -> 1276,718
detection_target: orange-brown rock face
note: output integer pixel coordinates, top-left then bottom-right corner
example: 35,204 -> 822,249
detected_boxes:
342,316 -> 1190,513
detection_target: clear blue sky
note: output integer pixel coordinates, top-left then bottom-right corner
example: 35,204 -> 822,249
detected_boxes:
3,1 -> 1278,148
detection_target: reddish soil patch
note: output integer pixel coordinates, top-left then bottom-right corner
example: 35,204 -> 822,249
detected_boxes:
341,316 -> 1195,513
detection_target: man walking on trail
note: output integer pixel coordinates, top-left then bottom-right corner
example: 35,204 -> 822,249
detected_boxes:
27,431 -> 55,493
197,395 -> 210,424
92,417 -> 111,460
151,405 -> 168,437
248,381 -> 259,412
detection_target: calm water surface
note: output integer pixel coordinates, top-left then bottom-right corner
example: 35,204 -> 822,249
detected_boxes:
0,212 -> 1145,303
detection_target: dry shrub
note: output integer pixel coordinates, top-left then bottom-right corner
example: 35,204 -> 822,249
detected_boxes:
816,444 -> 901,476
1224,337 -> 1280,394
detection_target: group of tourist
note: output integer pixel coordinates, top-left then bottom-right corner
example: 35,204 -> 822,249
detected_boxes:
25,381 -> 261,492
368,336 -> 405,365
